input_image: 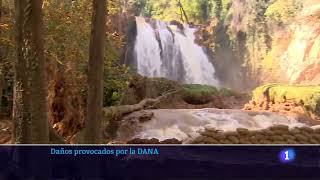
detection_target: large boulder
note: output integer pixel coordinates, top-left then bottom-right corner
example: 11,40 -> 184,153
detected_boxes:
181,84 -> 219,105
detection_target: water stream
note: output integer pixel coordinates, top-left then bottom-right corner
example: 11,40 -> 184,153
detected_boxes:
115,109 -> 312,143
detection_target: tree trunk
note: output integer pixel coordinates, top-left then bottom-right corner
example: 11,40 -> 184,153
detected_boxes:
0,0 -> 4,118
179,7 -> 185,23
80,0 -> 107,144
214,0 -> 222,19
0,70 -> 4,118
72,90 -> 179,143
12,0 -> 49,143
177,0 -> 189,24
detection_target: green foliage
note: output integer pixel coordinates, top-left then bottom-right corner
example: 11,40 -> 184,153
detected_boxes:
128,0 -> 152,16
253,84 -> 320,115
104,91 -> 121,106
129,0 -> 228,23
142,0 -> 182,22
213,0 -> 230,20
183,84 -> 219,94
182,84 -> 218,104
43,0 -> 91,71
183,84 -> 236,97
0,0 -> 15,114
265,0 -> 303,25
43,0 -> 130,107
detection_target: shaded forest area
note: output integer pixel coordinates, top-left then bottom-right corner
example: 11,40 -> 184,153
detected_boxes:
0,0 -> 137,144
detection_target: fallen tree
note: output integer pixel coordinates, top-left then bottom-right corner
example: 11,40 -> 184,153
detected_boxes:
67,89 -> 180,144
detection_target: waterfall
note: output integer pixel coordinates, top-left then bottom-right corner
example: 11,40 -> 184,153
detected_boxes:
134,17 -> 220,86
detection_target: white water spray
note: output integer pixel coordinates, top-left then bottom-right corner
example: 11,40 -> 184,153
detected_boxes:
134,17 -> 220,86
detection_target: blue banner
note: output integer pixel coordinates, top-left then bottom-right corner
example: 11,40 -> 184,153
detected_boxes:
0,145 -> 319,179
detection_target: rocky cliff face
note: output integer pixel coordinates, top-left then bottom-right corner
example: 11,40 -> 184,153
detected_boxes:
280,0 -> 320,84
209,0 -> 320,90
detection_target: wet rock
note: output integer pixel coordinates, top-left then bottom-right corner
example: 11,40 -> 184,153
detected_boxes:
239,139 -> 252,144
249,130 -> 260,136
236,128 -> 249,135
255,134 -> 265,141
228,136 -> 240,144
299,126 -> 314,133
260,129 -> 274,136
219,139 -> 232,144
202,136 -> 219,144
273,141 -> 287,144
271,135 -> 284,141
138,111 -> 154,122
250,138 -> 259,144
300,131 -> 313,139
309,138 -> 318,144
191,136 -> 205,144
282,134 -> 296,141
127,138 -> 160,144
160,138 -> 182,144
224,132 -> 239,137
272,130 -> 289,135
295,134 -> 309,142
127,137 -> 183,144
315,128 -> 320,133
286,139 -> 299,144
259,140 -> 273,144
204,127 -> 221,133
312,134 -> 320,141
170,20 -> 184,31
213,133 -> 226,139
269,125 -> 289,131
290,128 -> 302,134
200,131 -> 217,138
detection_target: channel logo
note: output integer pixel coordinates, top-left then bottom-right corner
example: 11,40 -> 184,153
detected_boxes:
279,148 -> 296,163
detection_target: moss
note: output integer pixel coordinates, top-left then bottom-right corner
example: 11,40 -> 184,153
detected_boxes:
182,84 -> 219,105
264,0 -> 303,25
252,84 -> 320,115
183,84 -> 219,94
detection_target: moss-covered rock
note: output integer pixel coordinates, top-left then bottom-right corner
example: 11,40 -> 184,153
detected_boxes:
181,84 -> 238,105
182,84 -> 219,105
183,84 -> 219,94
252,84 -> 320,116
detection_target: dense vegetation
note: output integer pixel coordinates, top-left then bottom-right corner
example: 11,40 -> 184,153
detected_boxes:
0,0 -> 319,144
253,84 -> 320,116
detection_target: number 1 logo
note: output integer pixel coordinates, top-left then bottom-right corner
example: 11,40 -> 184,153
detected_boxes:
280,148 -> 295,163
284,150 -> 290,160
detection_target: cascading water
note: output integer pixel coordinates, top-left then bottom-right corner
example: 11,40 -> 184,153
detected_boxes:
115,109 -> 312,143
134,17 -> 219,86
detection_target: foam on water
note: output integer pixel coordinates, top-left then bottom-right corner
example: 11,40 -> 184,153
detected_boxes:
122,109 -> 309,142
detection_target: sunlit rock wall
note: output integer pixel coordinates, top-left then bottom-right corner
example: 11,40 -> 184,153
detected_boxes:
280,0 -> 320,84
